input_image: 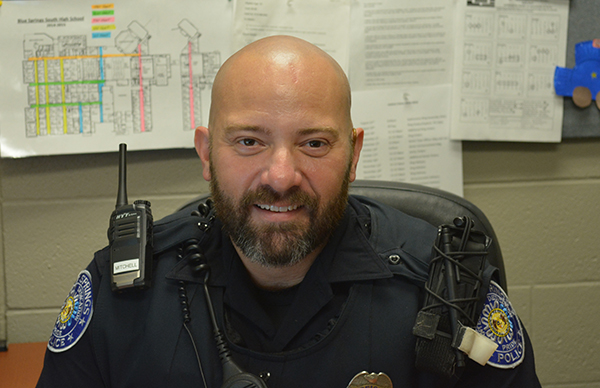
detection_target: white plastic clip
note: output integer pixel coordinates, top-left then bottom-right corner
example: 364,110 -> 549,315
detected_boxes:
457,326 -> 498,366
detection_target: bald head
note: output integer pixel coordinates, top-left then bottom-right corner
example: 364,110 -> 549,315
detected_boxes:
208,35 -> 352,131
193,36 -> 364,276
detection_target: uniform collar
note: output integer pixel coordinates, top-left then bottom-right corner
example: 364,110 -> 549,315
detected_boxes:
322,196 -> 393,283
164,197 -> 398,351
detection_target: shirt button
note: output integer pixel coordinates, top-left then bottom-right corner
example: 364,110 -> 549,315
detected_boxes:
388,254 -> 401,265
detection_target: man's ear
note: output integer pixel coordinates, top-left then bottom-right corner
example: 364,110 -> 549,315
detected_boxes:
349,127 -> 364,182
194,126 -> 212,181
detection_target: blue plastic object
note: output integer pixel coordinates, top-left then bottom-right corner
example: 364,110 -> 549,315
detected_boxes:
554,39 -> 600,107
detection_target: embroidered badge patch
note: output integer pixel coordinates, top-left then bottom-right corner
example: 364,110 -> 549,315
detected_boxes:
48,270 -> 94,352
475,280 -> 525,368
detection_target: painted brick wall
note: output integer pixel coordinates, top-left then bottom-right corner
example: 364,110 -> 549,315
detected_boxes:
1,138 -> 599,387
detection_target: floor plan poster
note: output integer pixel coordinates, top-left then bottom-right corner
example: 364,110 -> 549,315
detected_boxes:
0,0 -> 233,157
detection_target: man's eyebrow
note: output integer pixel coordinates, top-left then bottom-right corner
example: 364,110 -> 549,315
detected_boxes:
223,125 -> 269,135
297,127 -> 341,140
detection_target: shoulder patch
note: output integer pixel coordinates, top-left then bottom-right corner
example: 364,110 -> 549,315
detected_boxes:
475,280 -> 525,368
48,270 -> 94,353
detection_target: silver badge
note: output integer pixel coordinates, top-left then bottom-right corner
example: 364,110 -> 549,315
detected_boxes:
347,371 -> 393,388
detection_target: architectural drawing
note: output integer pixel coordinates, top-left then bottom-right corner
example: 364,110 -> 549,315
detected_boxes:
22,21 -> 172,137
178,19 -> 220,131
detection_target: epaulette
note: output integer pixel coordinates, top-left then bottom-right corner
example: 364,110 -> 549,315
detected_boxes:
152,197 -> 215,256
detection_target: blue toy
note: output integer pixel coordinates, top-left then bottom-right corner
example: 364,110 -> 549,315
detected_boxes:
554,39 -> 600,108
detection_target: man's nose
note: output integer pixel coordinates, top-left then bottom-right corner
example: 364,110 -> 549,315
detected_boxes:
261,147 -> 302,193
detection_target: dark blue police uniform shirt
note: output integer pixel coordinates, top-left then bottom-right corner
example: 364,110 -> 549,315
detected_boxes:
36,195 -> 541,388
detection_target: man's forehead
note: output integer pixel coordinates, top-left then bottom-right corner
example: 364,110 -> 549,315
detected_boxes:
215,38 -> 344,92
224,36 -> 330,70
219,53 -> 332,90
209,37 -> 352,129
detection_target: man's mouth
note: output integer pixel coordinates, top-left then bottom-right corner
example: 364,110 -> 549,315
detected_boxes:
256,204 -> 300,213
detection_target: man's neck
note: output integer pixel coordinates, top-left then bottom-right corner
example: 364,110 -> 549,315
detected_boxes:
233,244 -> 324,291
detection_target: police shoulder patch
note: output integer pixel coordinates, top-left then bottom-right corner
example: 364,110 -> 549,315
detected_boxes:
475,280 -> 525,368
48,270 -> 94,353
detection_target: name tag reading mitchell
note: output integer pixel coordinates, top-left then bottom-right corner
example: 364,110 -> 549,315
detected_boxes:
113,258 -> 140,274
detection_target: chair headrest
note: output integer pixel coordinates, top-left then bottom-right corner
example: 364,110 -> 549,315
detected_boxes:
350,180 -> 506,288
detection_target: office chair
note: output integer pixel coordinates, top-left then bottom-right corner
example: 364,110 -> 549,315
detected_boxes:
349,180 -> 506,289
181,179 -> 506,289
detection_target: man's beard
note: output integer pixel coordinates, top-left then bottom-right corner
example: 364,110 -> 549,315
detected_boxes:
209,168 -> 351,268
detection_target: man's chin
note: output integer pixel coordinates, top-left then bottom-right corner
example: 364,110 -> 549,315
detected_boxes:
241,228 -> 315,267
248,255 -> 300,269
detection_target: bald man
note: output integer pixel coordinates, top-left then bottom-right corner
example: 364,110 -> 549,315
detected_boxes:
194,35 -> 363,290
37,36 -> 540,388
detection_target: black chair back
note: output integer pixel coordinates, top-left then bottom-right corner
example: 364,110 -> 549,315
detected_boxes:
349,180 -> 506,289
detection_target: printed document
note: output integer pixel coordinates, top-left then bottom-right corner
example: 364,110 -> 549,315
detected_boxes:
352,85 -> 463,196
451,0 -> 569,142
349,0 -> 456,91
232,0 -> 351,72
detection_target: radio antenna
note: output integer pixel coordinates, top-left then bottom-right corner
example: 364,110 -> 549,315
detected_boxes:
116,143 -> 128,208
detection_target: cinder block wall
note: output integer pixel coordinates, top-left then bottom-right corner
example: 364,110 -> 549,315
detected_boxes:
463,139 -> 600,388
1,138 -> 599,387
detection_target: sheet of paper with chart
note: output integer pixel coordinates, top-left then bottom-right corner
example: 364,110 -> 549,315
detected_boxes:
451,0 -> 569,142
352,86 -> 463,196
0,0 -> 232,157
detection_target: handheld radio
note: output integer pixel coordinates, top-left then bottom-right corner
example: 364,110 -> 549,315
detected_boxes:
108,143 -> 154,292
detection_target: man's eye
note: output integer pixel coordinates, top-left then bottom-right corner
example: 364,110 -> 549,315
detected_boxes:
302,139 -> 331,156
234,137 -> 264,155
239,138 -> 258,147
306,140 -> 326,148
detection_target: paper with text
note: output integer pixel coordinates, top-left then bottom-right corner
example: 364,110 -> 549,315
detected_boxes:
232,0 -> 351,72
451,0 -> 569,142
352,85 -> 463,196
349,0 -> 456,91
